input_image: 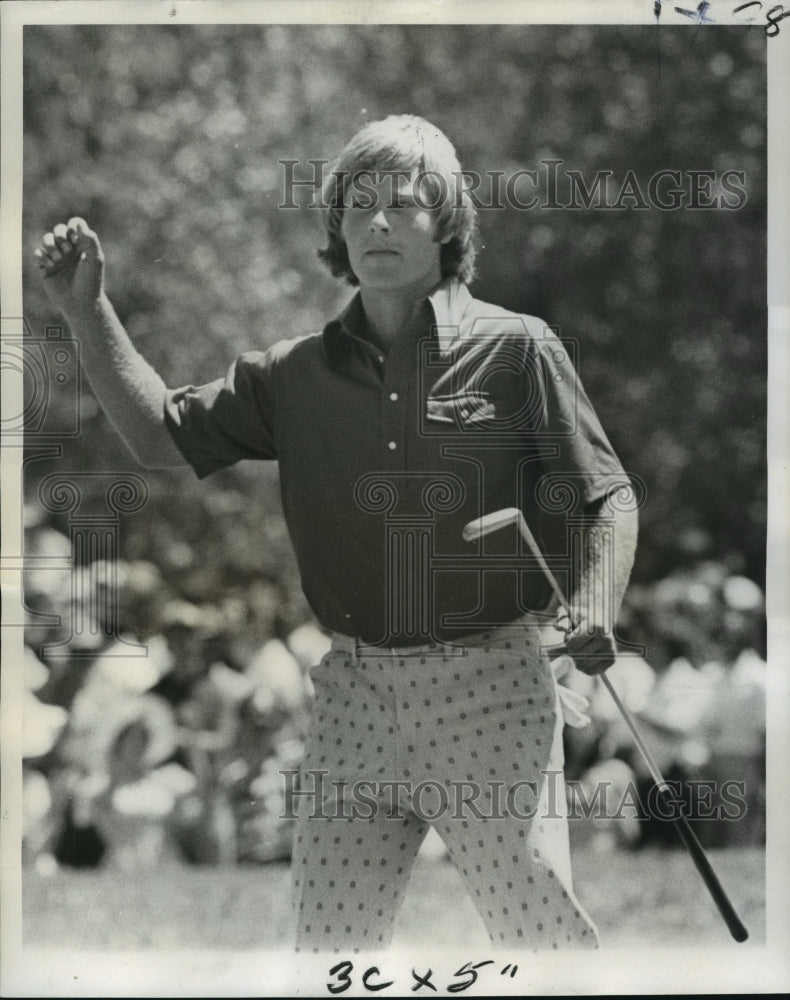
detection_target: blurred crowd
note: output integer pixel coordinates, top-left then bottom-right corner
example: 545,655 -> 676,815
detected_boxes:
19,519 -> 766,874
563,561 -> 766,852
21,518 -> 324,872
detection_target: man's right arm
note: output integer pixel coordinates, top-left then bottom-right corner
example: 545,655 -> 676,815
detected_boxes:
34,217 -> 187,469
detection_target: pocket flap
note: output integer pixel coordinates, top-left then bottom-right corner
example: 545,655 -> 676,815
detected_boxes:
426,393 -> 496,426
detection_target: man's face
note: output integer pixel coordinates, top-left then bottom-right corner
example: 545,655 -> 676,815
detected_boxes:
340,170 -> 450,294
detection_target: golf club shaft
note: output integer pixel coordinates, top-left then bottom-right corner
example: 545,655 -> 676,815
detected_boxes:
464,508 -> 749,942
599,673 -> 748,941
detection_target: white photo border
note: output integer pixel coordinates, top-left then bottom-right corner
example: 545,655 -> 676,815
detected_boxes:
2,1 -> 788,996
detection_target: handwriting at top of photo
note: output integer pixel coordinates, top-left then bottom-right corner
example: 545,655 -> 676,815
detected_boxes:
653,0 -> 790,34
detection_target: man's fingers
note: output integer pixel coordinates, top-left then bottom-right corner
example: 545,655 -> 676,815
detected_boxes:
564,628 -> 617,675
40,231 -> 62,263
66,216 -> 90,239
578,656 -> 614,676
65,217 -> 102,259
52,223 -> 74,256
567,632 -> 608,653
571,649 -> 616,675
565,652 -> 613,676
35,218 -> 103,274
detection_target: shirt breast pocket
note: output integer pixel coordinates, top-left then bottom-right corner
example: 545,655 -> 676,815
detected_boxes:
425,392 -> 498,431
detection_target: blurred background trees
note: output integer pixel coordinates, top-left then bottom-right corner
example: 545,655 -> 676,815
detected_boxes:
19,24 -> 767,867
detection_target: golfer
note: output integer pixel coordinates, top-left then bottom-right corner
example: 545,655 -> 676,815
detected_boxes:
35,115 -> 638,953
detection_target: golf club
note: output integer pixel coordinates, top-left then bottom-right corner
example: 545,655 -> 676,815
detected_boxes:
463,506 -> 749,943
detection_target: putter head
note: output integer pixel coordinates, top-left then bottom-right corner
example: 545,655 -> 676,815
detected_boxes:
462,507 -> 524,542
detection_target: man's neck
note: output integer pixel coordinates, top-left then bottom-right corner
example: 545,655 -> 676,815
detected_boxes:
358,278 -> 441,353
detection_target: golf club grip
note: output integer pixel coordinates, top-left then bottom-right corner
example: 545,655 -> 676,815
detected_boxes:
659,789 -> 749,942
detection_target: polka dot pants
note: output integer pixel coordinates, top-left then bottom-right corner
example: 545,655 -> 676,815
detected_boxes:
290,623 -> 599,953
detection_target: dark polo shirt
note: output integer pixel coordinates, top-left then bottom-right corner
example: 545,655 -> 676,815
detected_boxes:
165,280 -> 628,646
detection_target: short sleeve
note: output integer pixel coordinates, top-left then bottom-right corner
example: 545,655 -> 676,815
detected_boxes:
533,329 -> 629,508
164,351 -> 277,479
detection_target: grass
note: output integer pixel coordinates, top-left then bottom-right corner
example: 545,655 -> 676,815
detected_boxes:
21,844 -> 765,952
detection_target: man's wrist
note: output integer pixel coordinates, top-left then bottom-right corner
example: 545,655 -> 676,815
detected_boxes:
563,600 -> 615,637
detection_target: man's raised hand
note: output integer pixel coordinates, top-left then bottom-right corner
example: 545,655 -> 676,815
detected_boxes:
33,216 -> 186,468
34,217 -> 105,318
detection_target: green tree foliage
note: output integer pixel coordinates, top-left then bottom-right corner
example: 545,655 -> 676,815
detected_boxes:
23,24 -> 767,628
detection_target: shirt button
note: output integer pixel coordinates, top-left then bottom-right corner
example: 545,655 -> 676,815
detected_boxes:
388,441 -> 397,451
389,392 -> 399,402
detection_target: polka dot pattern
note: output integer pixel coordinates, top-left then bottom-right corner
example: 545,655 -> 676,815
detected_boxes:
291,625 -> 599,953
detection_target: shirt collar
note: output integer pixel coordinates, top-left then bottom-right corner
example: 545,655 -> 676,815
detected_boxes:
322,278 -> 473,367
427,278 -> 473,350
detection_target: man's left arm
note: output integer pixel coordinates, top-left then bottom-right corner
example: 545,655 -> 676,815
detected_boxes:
562,491 -> 639,675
